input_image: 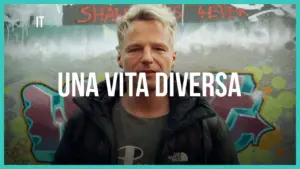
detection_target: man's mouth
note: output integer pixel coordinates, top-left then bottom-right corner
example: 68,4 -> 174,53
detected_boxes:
139,70 -> 156,73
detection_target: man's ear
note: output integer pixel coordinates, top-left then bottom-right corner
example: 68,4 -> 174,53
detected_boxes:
172,52 -> 177,68
117,55 -> 123,69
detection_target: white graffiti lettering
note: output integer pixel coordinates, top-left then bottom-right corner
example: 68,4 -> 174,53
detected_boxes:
248,9 -> 285,22
231,4 -> 264,10
278,5 -> 296,18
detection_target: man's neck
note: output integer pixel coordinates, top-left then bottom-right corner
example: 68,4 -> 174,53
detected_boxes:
120,88 -> 169,119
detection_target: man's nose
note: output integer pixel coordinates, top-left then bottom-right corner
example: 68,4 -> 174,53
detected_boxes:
140,47 -> 154,64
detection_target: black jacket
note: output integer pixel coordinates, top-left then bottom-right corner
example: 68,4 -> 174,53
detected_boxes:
53,73 -> 239,164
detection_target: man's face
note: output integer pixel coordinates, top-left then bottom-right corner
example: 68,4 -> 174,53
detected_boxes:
118,20 -> 176,91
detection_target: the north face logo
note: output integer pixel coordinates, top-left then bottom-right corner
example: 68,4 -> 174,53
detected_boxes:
168,152 -> 188,163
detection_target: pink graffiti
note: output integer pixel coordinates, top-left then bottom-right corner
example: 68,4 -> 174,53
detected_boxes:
22,84 -> 78,152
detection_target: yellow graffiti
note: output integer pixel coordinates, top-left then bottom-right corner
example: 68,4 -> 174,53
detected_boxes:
238,146 -> 254,164
272,77 -> 287,90
244,66 -> 263,82
277,91 -> 296,109
262,66 -> 273,75
10,117 -> 28,138
257,128 -> 283,150
260,96 -> 283,123
238,146 -> 275,164
97,73 -> 106,82
5,87 -> 12,95
252,148 -> 274,164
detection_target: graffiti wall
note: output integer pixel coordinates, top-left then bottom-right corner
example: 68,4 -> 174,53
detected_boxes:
4,4 -> 296,164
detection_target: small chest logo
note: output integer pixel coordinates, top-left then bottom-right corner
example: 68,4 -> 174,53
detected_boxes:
117,145 -> 144,164
168,152 -> 189,163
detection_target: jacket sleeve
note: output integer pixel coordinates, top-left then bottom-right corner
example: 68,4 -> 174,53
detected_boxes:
205,115 -> 240,164
52,110 -> 83,164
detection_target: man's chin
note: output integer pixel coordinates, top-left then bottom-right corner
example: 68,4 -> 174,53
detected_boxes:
146,82 -> 157,93
132,80 -> 160,93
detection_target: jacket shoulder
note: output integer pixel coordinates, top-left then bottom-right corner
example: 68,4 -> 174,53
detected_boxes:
204,115 -> 228,135
53,109 -> 87,164
68,109 -> 85,122
202,115 -> 240,164
64,109 -> 87,140
202,115 -> 233,145
63,109 -> 86,128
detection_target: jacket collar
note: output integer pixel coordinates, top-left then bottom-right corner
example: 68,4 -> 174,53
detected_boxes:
73,72 -> 216,129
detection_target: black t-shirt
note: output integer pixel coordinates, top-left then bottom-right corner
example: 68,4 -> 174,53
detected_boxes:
112,99 -> 168,164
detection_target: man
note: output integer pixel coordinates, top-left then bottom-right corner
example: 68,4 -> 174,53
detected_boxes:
53,4 -> 239,164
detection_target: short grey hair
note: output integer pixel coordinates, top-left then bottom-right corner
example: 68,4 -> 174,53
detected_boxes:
116,4 -> 177,54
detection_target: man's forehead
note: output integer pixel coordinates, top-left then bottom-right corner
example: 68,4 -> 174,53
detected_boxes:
127,21 -> 166,35
124,21 -> 171,45
128,20 -> 165,30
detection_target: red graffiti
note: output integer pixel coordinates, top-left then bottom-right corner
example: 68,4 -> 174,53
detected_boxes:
77,5 -> 182,24
77,5 -> 129,24
170,5 -> 183,20
198,5 -> 248,20
230,115 -> 268,142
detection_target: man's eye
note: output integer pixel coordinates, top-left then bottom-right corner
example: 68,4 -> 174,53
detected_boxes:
129,48 -> 139,52
154,48 -> 165,51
